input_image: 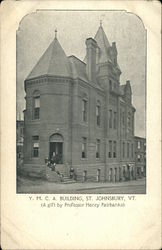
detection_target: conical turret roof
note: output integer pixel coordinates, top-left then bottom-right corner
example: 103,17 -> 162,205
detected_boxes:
26,37 -> 71,80
83,24 -> 112,64
94,25 -> 111,63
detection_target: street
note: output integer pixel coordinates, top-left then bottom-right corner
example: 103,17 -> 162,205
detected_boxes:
17,177 -> 146,194
76,184 -> 145,194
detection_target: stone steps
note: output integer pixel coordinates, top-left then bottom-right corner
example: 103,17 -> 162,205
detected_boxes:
46,165 -> 76,183
46,169 -> 61,182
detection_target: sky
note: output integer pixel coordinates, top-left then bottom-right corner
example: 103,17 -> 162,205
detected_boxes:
17,10 -> 146,137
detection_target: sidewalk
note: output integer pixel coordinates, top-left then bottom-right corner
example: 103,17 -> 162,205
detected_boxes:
17,176 -> 146,193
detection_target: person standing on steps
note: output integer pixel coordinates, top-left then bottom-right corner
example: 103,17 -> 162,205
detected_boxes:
69,167 -> 74,179
51,152 -> 56,171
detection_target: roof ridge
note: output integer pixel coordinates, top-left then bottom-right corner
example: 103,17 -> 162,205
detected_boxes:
101,27 -> 108,56
101,26 -> 109,49
68,55 -> 86,65
47,38 -> 56,74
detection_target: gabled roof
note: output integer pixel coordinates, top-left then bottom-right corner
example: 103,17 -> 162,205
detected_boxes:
68,55 -> 88,82
26,37 -> 72,80
119,85 -> 126,95
120,82 -> 132,96
68,55 -> 103,90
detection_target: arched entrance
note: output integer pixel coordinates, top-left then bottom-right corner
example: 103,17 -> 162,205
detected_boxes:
49,133 -> 63,164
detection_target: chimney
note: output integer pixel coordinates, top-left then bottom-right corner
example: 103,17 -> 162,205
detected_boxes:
112,42 -> 117,65
112,42 -> 117,51
85,38 -> 97,83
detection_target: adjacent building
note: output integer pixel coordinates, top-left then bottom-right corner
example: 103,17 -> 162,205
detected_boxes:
16,120 -> 24,165
134,136 -> 146,177
23,23 -> 137,182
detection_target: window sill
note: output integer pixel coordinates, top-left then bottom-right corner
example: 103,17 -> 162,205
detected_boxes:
30,119 -> 40,124
32,119 -> 40,121
80,122 -> 88,126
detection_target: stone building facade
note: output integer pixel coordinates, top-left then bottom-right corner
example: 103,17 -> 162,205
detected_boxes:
23,24 -> 136,181
134,136 -> 146,177
16,120 -> 24,159
16,120 -> 24,168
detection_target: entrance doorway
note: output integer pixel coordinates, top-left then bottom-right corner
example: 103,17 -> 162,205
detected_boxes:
50,142 -> 63,164
49,133 -> 63,164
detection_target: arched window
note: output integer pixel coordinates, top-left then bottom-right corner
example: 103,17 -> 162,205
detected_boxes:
113,111 -> 117,129
96,100 -> 101,126
113,141 -> 117,158
108,140 -> 112,158
96,139 -> 100,158
109,110 -> 112,128
82,137 -> 87,158
123,142 -> 125,158
82,93 -> 88,122
33,90 -> 40,120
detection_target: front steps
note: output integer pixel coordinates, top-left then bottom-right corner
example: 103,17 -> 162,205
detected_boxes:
46,165 -> 76,183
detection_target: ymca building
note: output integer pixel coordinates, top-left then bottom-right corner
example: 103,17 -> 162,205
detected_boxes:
23,23 -> 136,182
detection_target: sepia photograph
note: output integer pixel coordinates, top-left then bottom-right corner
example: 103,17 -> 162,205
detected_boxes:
16,10 -> 146,194
1,1 -> 161,249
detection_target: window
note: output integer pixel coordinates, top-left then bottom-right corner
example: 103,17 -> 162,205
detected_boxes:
20,127 -> 23,136
137,141 -> 141,149
108,140 -> 112,158
34,96 -> 40,119
109,110 -> 112,128
131,143 -> 134,158
127,142 -> 129,158
96,104 -> 101,126
137,154 -> 141,162
82,99 -> 87,122
123,142 -> 125,158
82,137 -> 87,158
32,136 -> 39,157
113,141 -> 117,158
122,112 -> 125,126
109,80 -> 112,91
96,139 -> 100,158
114,112 -> 117,129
